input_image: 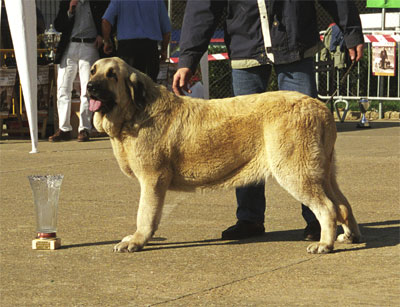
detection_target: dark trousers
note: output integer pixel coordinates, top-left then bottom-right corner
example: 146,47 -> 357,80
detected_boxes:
232,59 -> 318,225
117,39 -> 159,82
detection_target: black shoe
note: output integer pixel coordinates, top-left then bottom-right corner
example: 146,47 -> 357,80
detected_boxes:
77,129 -> 90,142
221,220 -> 265,240
303,221 -> 321,241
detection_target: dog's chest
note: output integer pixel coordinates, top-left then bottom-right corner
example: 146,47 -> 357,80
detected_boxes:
110,137 -> 160,179
110,138 -> 138,178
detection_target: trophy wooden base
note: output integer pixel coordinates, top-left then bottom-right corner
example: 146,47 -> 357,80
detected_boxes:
32,238 -> 61,250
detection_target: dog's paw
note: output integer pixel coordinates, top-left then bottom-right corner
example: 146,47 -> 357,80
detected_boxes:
113,234 -> 146,253
113,241 -> 130,253
337,233 -> 363,244
337,233 -> 353,243
306,242 -> 333,254
113,241 -> 143,253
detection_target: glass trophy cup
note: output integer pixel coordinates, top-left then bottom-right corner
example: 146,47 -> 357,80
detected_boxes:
28,175 -> 64,250
43,24 -> 61,62
357,98 -> 371,128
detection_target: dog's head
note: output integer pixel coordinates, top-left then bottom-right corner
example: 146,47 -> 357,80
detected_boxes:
87,57 -> 153,115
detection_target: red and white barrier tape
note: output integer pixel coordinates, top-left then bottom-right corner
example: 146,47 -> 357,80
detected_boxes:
363,34 -> 400,43
170,34 -> 400,63
319,33 -> 400,43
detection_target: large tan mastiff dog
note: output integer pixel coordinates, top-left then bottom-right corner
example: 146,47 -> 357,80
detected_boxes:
87,57 -> 361,254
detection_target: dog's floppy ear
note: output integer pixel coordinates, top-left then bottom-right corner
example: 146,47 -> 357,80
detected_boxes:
126,71 -> 146,109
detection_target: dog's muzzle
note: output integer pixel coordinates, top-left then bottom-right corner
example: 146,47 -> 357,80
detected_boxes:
87,81 -> 105,112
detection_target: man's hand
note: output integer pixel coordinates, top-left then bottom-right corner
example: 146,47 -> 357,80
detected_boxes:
348,43 -> 364,62
172,68 -> 193,96
95,35 -> 103,49
103,40 -> 113,55
69,0 -> 78,14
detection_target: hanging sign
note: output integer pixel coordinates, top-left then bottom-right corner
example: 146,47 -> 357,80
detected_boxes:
372,41 -> 396,76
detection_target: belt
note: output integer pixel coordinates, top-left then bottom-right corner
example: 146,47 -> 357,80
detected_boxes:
71,37 -> 96,43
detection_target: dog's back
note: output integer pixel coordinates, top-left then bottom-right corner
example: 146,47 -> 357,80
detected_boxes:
164,91 -> 336,191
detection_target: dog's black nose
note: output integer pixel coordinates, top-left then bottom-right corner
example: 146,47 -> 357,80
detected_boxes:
87,81 -> 94,92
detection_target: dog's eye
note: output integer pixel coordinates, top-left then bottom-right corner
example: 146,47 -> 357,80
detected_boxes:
106,69 -> 118,81
90,66 -> 96,75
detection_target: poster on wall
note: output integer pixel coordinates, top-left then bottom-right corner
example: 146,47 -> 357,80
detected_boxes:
372,42 -> 396,77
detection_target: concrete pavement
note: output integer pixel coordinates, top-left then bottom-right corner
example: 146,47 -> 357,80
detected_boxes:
0,120 -> 399,306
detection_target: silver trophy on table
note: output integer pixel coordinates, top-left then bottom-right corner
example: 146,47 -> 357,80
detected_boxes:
28,175 -> 64,250
357,98 -> 371,129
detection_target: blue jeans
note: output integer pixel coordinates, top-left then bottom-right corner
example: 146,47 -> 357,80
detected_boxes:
232,57 -> 318,224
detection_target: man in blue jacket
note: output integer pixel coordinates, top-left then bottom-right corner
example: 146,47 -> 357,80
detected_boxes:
173,0 -> 364,241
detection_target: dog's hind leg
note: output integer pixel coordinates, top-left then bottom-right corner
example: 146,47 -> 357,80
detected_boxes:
272,167 -> 338,253
328,171 -> 362,244
114,174 -> 170,253
300,190 -> 338,254
269,146 -> 338,253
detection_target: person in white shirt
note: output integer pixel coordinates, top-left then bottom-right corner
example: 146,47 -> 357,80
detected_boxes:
49,0 -> 109,142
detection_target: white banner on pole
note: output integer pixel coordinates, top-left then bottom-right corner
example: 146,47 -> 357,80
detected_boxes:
4,0 -> 38,153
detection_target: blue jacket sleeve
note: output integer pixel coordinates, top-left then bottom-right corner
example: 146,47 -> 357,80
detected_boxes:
318,0 -> 364,48
178,0 -> 226,72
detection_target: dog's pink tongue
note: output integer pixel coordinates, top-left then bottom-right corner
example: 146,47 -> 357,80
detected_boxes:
89,99 -> 102,112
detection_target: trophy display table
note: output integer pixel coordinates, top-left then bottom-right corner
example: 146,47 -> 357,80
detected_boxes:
0,49 -> 55,139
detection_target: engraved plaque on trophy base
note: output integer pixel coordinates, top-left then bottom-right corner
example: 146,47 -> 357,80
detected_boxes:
32,238 -> 61,250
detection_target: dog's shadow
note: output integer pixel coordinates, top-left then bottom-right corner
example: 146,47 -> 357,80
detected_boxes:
143,219 -> 399,253
60,219 -> 399,252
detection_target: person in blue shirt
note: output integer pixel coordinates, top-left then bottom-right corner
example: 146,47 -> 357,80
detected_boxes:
102,0 -> 171,81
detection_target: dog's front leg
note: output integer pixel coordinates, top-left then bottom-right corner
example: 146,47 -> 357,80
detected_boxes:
114,176 -> 169,253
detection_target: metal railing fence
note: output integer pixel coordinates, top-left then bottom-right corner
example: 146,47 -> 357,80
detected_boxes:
315,30 -> 399,119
